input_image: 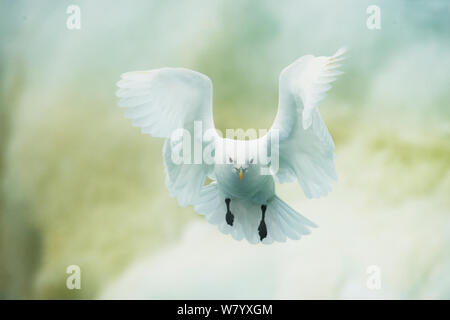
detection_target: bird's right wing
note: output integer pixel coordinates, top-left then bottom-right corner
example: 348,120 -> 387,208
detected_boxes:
263,47 -> 346,198
116,68 -> 218,206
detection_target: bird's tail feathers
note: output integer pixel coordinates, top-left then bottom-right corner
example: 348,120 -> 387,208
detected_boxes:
193,183 -> 316,244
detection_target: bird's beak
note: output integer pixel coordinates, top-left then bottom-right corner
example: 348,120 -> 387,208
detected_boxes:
239,168 -> 243,180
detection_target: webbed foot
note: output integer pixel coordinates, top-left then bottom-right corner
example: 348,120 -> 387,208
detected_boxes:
225,198 -> 234,226
258,205 -> 267,241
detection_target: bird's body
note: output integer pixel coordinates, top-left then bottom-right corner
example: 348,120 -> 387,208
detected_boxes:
116,47 -> 347,244
213,139 -> 275,204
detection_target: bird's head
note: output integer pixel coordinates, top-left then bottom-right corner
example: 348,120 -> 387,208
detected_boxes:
228,156 -> 255,181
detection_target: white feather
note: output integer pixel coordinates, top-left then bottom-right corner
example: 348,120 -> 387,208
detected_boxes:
116,68 -> 217,206
265,47 -> 346,198
193,183 -> 316,244
116,48 -> 345,243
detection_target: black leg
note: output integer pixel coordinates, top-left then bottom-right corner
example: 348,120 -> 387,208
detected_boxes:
225,198 -> 234,226
258,205 -> 267,241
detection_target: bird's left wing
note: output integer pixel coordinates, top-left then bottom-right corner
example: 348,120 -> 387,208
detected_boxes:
263,47 -> 346,198
116,68 -> 218,206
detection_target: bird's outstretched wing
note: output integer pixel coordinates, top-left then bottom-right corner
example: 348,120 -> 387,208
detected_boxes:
265,47 -> 346,198
116,68 -> 217,206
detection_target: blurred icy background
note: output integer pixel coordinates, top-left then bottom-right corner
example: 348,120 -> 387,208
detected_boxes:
0,0 -> 449,299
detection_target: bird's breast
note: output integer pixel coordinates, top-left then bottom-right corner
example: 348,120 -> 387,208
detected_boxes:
213,165 -> 274,202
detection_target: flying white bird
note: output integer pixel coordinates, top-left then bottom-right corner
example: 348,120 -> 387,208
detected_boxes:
116,47 -> 346,244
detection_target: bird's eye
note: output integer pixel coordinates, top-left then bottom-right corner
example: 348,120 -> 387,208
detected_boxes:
249,158 -> 254,164
229,157 -> 233,163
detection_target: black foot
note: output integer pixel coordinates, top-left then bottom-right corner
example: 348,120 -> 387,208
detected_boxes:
225,198 -> 234,226
258,220 -> 267,241
258,205 -> 267,241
